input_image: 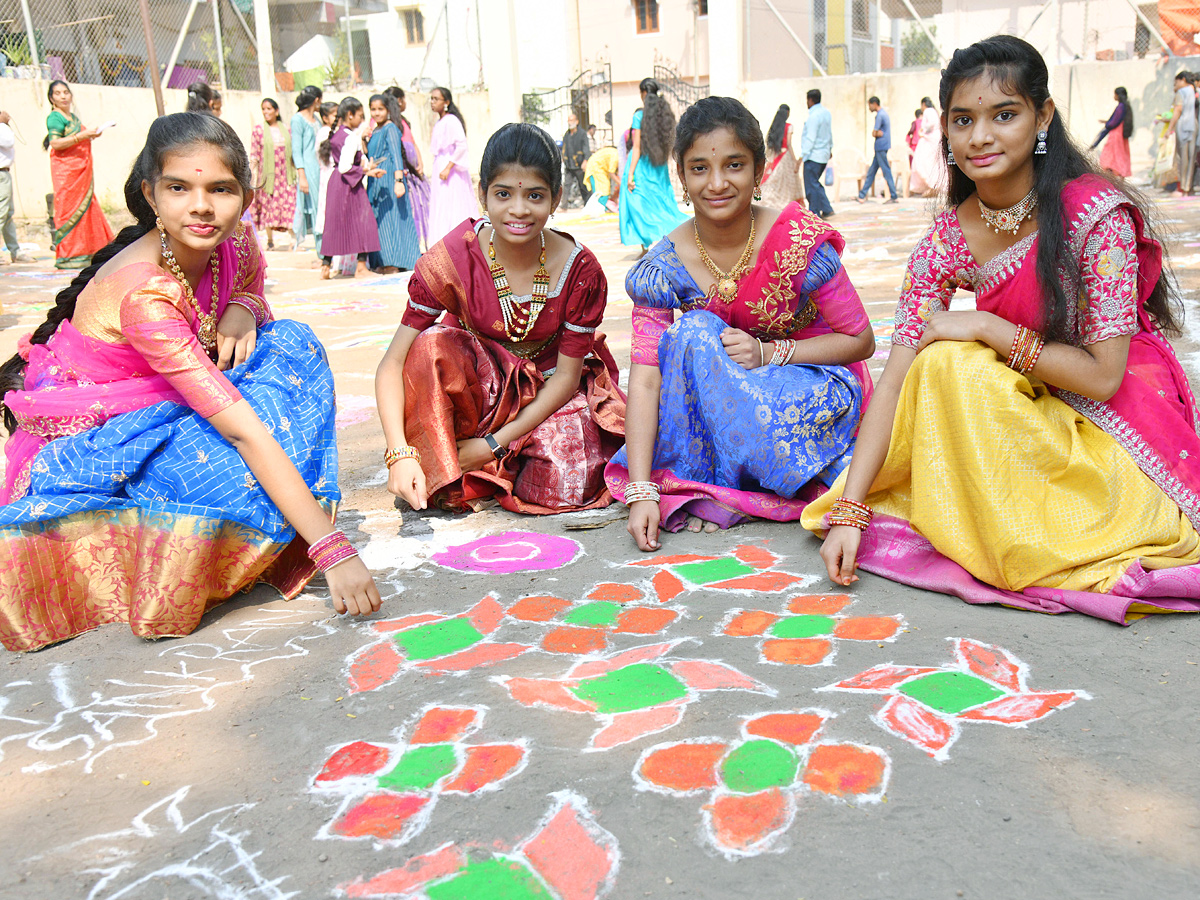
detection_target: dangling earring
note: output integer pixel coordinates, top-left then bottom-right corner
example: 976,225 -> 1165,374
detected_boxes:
753,180 -> 762,201
1034,130 -> 1048,155
946,144 -> 956,167
155,215 -> 165,237
683,188 -> 691,206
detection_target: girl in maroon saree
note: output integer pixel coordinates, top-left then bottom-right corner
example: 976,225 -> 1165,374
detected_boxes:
807,36 -> 1200,624
375,124 -> 625,514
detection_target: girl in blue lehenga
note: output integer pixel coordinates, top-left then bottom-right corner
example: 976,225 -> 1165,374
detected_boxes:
604,97 -> 875,551
366,93 -> 422,273
0,113 -> 381,651
620,78 -> 688,252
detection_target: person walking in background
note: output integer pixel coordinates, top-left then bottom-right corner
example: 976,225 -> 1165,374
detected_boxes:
587,123 -> 599,153
292,86 -> 323,252
905,108 -> 921,165
800,88 -> 834,219
249,98 -> 297,251
1166,71 -> 1195,194
620,78 -> 686,252
562,111 -> 592,208
583,145 -> 620,213
44,80 -> 113,269
427,86 -> 476,245
1091,86 -> 1133,178
908,96 -> 947,197
318,97 -> 382,279
857,96 -> 898,204
760,104 -> 802,208
384,86 -> 431,249
365,93 -> 420,273
0,110 -> 32,265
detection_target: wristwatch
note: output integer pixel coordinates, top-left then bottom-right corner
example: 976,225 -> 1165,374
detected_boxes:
483,433 -> 508,461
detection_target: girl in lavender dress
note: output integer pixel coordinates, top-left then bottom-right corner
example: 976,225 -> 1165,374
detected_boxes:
426,87 -> 477,245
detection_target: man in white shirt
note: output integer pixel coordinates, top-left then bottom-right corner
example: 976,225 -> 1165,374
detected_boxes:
0,110 -> 33,264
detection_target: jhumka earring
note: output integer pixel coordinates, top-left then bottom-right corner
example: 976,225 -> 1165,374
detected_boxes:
946,144 -> 956,167
753,180 -> 762,201
155,215 -> 165,237
683,188 -> 691,206
1034,130 -> 1048,155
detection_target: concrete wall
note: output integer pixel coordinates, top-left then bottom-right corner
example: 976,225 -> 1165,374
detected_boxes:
1,82 -> 492,226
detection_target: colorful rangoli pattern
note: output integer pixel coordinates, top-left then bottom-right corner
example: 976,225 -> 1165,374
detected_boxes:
495,641 -> 774,750
719,593 -> 905,666
338,791 -> 619,900
819,638 -> 1091,761
430,530 -> 583,574
312,705 -> 526,845
634,709 -> 890,857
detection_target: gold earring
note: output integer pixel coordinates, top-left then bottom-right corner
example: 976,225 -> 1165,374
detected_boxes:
155,215 -> 165,236
683,188 -> 691,206
753,180 -> 762,201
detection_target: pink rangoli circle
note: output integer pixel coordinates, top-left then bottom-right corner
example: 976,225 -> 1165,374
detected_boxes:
431,530 -> 582,574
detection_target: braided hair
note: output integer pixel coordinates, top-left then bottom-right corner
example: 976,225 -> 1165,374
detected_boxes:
1,113 -> 254,433
637,78 -> 675,167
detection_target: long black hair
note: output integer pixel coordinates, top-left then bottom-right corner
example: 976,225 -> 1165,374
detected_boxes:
939,34 -> 1181,341
318,97 -> 363,166
433,86 -> 466,134
316,101 -> 339,165
638,78 -> 675,167
1,113 -> 253,433
1114,86 -> 1134,138
479,123 -> 562,196
186,81 -> 215,114
766,104 -> 790,155
368,93 -> 414,176
674,97 -> 766,173
295,85 -> 323,112
42,80 -> 71,150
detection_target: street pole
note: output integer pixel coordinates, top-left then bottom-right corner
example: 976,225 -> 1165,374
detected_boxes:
137,0 -> 165,115
252,0 -> 274,93
213,0 -> 228,89
344,0 -> 354,87
18,0 -> 39,68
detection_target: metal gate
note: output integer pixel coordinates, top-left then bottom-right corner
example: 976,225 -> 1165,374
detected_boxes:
652,61 -> 710,118
520,63 -> 614,148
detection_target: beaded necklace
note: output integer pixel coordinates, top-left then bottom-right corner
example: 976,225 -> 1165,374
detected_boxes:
694,211 -> 756,303
979,188 -> 1038,235
159,228 -> 219,355
488,227 -> 550,343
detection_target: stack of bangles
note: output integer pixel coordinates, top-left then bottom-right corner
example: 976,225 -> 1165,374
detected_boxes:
1007,324 -> 1044,374
624,481 -> 661,504
307,530 -> 359,572
828,497 -> 874,531
384,445 -> 421,468
769,339 -> 795,367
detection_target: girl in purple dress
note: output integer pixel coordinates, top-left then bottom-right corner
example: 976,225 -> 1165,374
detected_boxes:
426,87 -> 477,244
318,98 -> 381,279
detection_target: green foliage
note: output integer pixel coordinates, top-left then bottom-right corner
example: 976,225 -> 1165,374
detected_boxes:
520,93 -> 548,126
901,23 -> 939,67
1,30 -> 45,68
321,42 -> 351,90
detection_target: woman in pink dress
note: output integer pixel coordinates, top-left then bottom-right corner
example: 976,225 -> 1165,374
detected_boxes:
1091,87 -> 1133,178
426,87 -> 477,244
908,97 -> 947,196
249,98 -> 297,250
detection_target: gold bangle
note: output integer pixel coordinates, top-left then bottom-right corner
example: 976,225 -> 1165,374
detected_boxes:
384,445 -> 421,468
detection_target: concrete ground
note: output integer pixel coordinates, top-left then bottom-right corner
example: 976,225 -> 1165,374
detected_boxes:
1,193 -> 1199,900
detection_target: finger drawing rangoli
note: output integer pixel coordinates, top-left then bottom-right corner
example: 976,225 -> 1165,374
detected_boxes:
337,791 -> 619,900
431,530 -> 583,574
494,640 -> 774,751
719,594 -> 905,666
0,608 -> 337,774
818,638 -> 1091,761
634,709 -> 890,858
312,705 -> 526,846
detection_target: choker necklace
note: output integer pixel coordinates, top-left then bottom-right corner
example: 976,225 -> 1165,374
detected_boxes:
158,224 -> 219,355
979,188 -> 1038,235
695,211 -> 756,304
489,227 -> 550,343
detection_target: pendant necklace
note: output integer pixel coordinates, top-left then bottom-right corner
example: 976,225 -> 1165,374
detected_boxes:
489,228 -> 550,343
159,230 -> 220,354
695,211 -> 756,303
979,188 -> 1038,235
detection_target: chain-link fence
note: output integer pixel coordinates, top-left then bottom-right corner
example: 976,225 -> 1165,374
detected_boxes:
0,0 -> 262,93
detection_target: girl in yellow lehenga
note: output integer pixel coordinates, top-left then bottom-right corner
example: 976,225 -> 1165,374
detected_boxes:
804,35 -> 1200,624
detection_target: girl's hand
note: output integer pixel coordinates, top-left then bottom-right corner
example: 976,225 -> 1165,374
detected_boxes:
627,175 -> 636,192
819,524 -> 863,586
914,310 -> 997,353
325,555 -> 383,616
298,170 -> 309,194
215,303 -> 258,371
387,457 -> 428,510
721,327 -> 763,370
627,499 -> 662,551
456,437 -> 495,473
440,164 -> 453,181
394,179 -> 406,199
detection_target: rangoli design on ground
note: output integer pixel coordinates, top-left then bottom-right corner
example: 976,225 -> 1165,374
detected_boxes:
337,791 -> 618,900
430,530 -> 583,574
622,545 -> 817,603
494,640 -> 774,751
511,584 -> 680,655
819,638 -> 1091,761
718,593 -> 905,666
312,705 -> 526,845
634,708 -> 890,858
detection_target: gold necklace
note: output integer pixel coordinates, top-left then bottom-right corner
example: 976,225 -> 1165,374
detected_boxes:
488,227 -> 550,343
694,211 -> 756,303
979,188 -> 1038,235
159,227 -> 220,355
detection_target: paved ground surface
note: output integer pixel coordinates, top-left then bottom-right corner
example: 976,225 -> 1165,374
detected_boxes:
1,195 -> 1199,900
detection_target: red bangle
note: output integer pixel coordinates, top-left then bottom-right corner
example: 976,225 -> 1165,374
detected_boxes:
308,530 -> 359,572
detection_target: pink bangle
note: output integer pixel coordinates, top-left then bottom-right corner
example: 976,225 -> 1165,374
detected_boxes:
307,530 -> 359,572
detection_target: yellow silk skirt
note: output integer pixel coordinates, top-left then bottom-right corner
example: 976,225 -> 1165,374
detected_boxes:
802,341 -> 1200,594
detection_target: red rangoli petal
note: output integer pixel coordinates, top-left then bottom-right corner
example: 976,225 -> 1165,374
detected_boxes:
347,641 -> 405,694
744,712 -> 826,745
415,642 -> 529,673
639,741 -> 727,793
507,595 -> 571,621
723,609 -> 778,637
588,582 -> 643,603
831,664 -> 939,691
954,639 -> 1026,692
652,569 -> 686,603
711,571 -> 804,592
467,595 -> 506,634
614,607 -> 678,634
542,626 -> 608,655
331,793 -> 429,840
732,544 -> 780,569
373,613 -> 443,634
704,788 -> 794,854
833,616 -> 902,641
521,796 -> 618,900
670,659 -> 764,692
877,695 -> 957,758
591,703 -> 686,750
316,741 -> 391,782
628,553 -> 717,567
504,677 -> 596,713
569,642 -> 675,679
802,743 -> 888,797
787,594 -> 852,615
410,707 -> 480,744
340,843 -> 466,898
441,743 -> 525,793
958,691 -> 1079,724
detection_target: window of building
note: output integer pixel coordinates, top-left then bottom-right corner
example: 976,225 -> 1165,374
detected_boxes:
403,9 -> 425,45
635,0 -> 660,34
698,0 -> 708,15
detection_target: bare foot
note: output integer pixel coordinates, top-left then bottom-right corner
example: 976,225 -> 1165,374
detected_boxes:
685,515 -> 720,534
320,263 -> 331,280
